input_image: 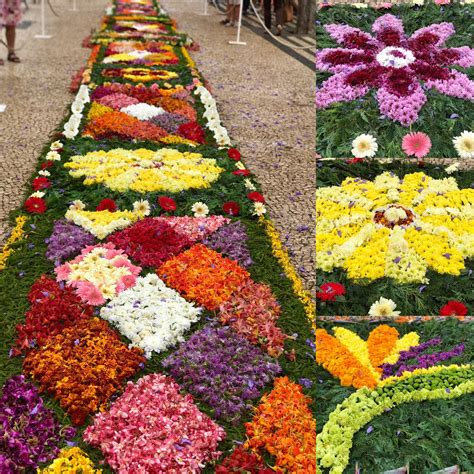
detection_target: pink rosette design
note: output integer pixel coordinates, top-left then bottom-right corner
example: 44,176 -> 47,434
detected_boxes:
316,14 -> 474,125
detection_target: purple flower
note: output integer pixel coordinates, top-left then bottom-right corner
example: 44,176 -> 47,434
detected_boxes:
162,325 -> 281,421
45,220 -> 95,263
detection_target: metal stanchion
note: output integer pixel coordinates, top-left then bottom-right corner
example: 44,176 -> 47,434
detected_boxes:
69,0 -> 78,12
199,0 -> 210,15
34,0 -> 52,38
229,0 -> 246,45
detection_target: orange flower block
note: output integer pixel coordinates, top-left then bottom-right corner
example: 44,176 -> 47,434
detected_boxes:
23,318 -> 145,426
245,377 -> 316,473
157,244 -> 250,310
367,324 -> 400,371
315,329 -> 378,389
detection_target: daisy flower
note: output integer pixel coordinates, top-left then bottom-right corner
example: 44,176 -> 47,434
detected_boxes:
368,297 -> 401,317
401,132 -> 432,158
351,134 -> 378,158
191,202 -> 209,217
453,131 -> 474,158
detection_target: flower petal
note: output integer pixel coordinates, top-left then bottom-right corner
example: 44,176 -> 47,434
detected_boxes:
316,71 -> 369,109
324,24 -> 375,49
372,14 -> 405,37
410,22 -> 456,46
425,70 -> 474,100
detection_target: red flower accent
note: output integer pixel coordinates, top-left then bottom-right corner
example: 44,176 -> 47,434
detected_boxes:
247,192 -> 265,204
40,161 -> 54,170
177,121 -> 206,144
32,177 -> 51,191
323,50 -> 373,66
316,282 -> 346,302
96,199 -> 117,212
342,31 -> 374,50
347,158 -> 364,164
439,301 -> 468,316
386,68 -> 414,97
227,148 -> 241,161
223,201 -> 240,216
345,66 -> 384,87
24,197 -> 47,214
376,27 -> 402,46
232,169 -> 251,176
158,196 -> 177,212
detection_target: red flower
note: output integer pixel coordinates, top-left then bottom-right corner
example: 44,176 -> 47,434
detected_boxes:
232,169 -> 251,176
24,197 -> 47,214
347,158 -> 364,164
158,196 -> 177,212
41,161 -> 54,170
316,282 -> 345,302
96,198 -> 117,212
223,201 -> 240,216
247,191 -> 265,204
32,177 -> 51,191
227,148 -> 241,161
177,121 -> 206,144
439,301 -> 468,316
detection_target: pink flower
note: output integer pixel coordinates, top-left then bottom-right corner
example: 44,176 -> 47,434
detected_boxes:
402,132 -> 432,158
435,0 -> 450,4
120,274 -> 136,290
76,281 -> 106,306
55,264 -> 71,280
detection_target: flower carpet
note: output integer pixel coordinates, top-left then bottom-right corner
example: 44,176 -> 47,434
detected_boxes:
316,159 -> 474,317
316,2 -> 474,158
315,317 -> 473,473
0,0 -> 316,471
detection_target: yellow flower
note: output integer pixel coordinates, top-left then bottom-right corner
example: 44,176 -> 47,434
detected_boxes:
316,172 -> 474,283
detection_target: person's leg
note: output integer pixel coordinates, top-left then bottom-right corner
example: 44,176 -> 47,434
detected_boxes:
242,0 -> 249,14
220,2 -> 231,23
263,0 -> 271,29
274,0 -> 284,34
6,25 -> 20,61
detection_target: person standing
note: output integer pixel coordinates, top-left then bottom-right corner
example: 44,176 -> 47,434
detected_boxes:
263,0 -> 283,35
0,0 -> 22,64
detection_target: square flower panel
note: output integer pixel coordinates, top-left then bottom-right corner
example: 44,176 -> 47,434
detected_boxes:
157,244 -> 250,310
23,318 -> 145,425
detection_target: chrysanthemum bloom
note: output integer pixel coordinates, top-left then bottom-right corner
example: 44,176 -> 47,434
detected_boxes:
351,134 -> 378,157
368,297 -> 400,317
316,172 -> 474,284
316,14 -> 474,125
402,132 -> 432,158
453,131 -> 474,158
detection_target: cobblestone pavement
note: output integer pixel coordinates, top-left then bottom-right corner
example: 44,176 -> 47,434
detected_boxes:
0,0 -> 108,237
163,0 -> 316,290
0,0 -> 316,291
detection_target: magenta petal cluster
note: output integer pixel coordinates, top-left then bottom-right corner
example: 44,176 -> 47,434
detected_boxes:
316,14 -> 474,126
84,373 -> 225,473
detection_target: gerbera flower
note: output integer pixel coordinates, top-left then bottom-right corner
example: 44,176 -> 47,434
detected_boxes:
191,202 -> 209,217
439,300 -> 468,316
316,282 -> 345,302
227,148 -> 241,161
351,134 -> 378,158
453,131 -> 474,158
158,196 -> 177,212
133,200 -> 151,215
96,199 -> 117,212
252,202 -> 267,216
402,132 -> 432,158
368,297 -> 401,317
24,197 -> 47,214
223,201 -> 240,216
247,191 -> 265,203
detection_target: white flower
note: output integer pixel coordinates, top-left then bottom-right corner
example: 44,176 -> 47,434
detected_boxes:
63,127 -> 79,139
38,170 -> 51,177
133,200 -> 151,216
376,47 -> 415,69
50,141 -> 63,151
384,207 -> 407,223
235,161 -> 246,171
100,274 -> 202,358
351,134 -> 378,158
69,200 -> 85,211
453,131 -> 474,159
46,150 -> 61,161
368,297 -> 401,317
30,191 -> 45,198
120,103 -> 166,121
71,100 -> 84,115
445,162 -> 460,174
191,202 -> 209,217
76,85 -> 90,104
244,179 -> 256,191
252,202 -> 267,216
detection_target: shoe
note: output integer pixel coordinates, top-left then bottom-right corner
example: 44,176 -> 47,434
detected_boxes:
220,19 -> 230,25
276,24 -> 283,36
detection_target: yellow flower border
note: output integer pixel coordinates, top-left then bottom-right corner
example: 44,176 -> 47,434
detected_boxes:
0,216 -> 28,271
259,216 -> 315,330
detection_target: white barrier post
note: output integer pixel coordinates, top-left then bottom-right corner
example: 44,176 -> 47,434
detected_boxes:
34,0 -> 52,39
229,0 -> 246,45
199,0 -> 210,15
70,0 -> 78,12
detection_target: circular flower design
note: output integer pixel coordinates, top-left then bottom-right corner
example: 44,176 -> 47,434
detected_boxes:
316,172 -> 474,283
65,147 -> 224,193
316,14 -> 474,125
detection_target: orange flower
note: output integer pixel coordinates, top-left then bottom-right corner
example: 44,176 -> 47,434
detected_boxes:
245,377 -> 316,473
23,318 -> 145,425
367,324 -> 399,371
157,244 -> 250,310
315,329 -> 378,389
